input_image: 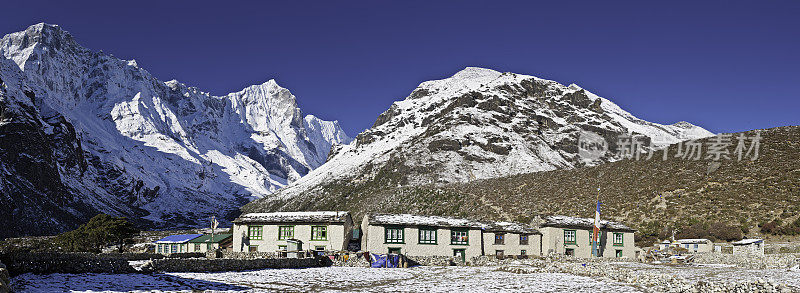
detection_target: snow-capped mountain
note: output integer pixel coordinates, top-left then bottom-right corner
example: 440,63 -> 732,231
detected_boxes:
0,23 -> 349,237
251,66 -> 712,208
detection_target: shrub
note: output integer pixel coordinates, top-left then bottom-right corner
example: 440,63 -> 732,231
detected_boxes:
760,220 -> 781,234
708,222 -> 742,242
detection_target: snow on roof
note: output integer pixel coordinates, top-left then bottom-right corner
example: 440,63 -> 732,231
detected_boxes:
541,215 -> 635,232
154,234 -> 203,244
732,238 -> 763,245
484,221 -> 541,234
234,211 -> 350,224
368,214 -> 485,229
675,239 -> 711,244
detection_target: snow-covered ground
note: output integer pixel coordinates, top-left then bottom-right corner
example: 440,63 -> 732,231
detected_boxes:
608,262 -> 800,288
11,266 -> 642,292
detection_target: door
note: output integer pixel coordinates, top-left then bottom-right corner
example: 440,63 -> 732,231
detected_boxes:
453,249 -> 466,263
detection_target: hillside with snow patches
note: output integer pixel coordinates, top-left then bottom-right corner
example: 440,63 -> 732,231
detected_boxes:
245,66 -> 713,213
0,23 -> 350,238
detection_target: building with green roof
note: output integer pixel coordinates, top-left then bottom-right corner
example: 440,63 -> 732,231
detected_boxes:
187,233 -> 233,252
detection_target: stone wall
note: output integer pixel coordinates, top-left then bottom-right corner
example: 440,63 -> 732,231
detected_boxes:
0,252 -> 137,276
220,251 -> 279,259
407,255 -> 458,266
144,257 -> 326,272
693,253 -> 800,269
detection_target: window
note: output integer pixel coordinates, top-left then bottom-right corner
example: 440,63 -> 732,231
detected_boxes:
565,248 -> 575,256
564,230 -> 576,245
495,250 -> 504,259
694,244 -> 698,250
207,243 -> 213,250
495,233 -> 505,245
311,226 -> 328,241
685,244 -> 690,249
520,249 -> 527,256
419,228 -> 437,244
171,244 -> 177,253
278,226 -> 294,240
388,247 -> 401,254
315,246 -> 326,251
613,233 -> 624,246
352,228 -> 361,240
248,245 -> 258,252
615,250 -> 623,258
278,245 -> 287,257
194,243 -> 201,251
451,229 -> 469,245
520,234 -> 529,245
385,227 -> 404,243
248,225 -> 263,240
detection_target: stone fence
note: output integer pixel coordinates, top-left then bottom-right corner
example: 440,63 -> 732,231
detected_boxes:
693,253 -> 800,269
220,251 -> 279,259
143,257 -> 327,273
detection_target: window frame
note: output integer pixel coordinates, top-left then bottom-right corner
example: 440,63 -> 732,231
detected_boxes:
278,225 -> 295,240
451,228 -> 470,245
494,233 -> 505,245
194,243 -> 201,251
311,225 -> 328,241
563,229 -> 577,245
418,227 -> 437,245
248,245 -> 258,252
520,249 -> 527,256
248,225 -> 263,240
520,234 -> 529,245
384,226 -> 405,244
612,232 -> 624,246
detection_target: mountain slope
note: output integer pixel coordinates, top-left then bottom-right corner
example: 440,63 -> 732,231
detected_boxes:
0,23 -> 350,238
244,67 -> 712,212
249,126 -> 799,246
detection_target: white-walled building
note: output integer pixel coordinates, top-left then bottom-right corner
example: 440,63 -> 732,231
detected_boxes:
482,221 -> 542,258
232,211 -> 354,253
535,215 -> 637,258
361,214 -> 485,262
674,239 -> 714,253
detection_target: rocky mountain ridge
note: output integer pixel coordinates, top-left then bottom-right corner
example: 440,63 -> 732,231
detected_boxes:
0,23 -> 350,238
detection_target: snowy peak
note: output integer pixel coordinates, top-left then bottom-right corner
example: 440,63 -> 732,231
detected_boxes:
264,66 -> 713,202
0,23 -> 351,236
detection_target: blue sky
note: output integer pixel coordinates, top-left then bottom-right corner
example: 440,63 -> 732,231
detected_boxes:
2,1 -> 798,136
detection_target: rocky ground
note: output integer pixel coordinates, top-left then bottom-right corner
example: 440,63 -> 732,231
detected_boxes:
9,258 -> 800,292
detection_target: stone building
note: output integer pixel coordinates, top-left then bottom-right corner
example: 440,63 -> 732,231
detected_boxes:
188,234 -> 233,252
482,221 -> 542,258
535,215 -> 637,258
361,214 -> 486,262
732,238 -> 765,255
674,239 -> 714,253
232,211 -> 354,254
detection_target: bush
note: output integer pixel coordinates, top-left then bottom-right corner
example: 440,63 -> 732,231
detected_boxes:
53,214 -> 138,253
708,222 -> 742,242
675,223 -> 709,240
761,220 -> 781,234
